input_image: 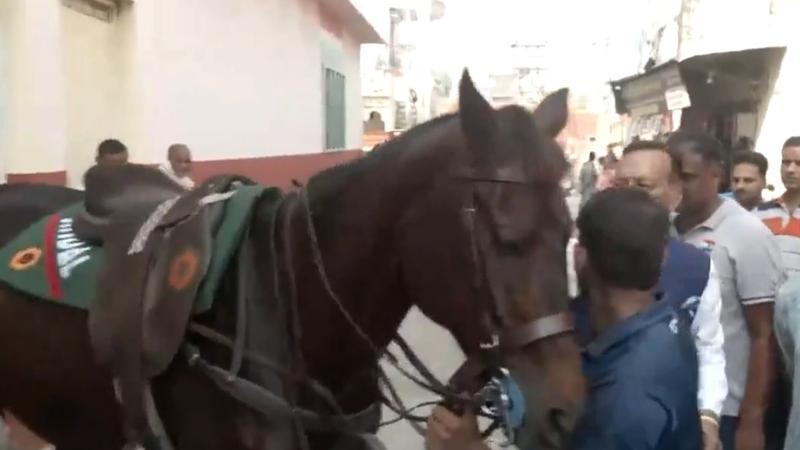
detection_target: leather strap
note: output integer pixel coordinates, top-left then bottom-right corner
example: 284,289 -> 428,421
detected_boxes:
183,344 -> 380,433
500,312 -> 574,348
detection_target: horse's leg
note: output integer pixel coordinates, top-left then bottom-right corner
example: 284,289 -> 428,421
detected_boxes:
0,412 -> 11,450
0,289 -> 125,450
776,278 -> 800,450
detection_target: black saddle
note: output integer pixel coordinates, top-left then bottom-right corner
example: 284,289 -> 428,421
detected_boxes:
77,164 -> 186,241
74,163 -> 255,446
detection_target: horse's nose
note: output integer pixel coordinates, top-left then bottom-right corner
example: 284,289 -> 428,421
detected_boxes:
549,407 -> 575,436
539,407 -> 578,448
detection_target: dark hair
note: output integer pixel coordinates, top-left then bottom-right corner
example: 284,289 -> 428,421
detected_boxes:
577,187 -> 669,290
97,139 -> 127,157
731,150 -> 768,178
622,140 -> 668,155
783,136 -> 800,148
666,131 -> 723,165
588,151 -> 596,161
623,140 -> 679,175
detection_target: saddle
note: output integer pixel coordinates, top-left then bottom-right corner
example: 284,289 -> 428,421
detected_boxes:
81,164 -> 187,226
74,164 -> 252,445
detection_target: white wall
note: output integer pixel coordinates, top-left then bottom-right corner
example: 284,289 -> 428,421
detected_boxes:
1,0 -> 374,187
0,0 -> 67,176
140,0 -> 324,164
61,5 -> 146,185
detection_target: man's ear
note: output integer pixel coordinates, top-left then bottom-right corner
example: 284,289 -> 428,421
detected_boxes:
573,241 -> 587,274
667,178 -> 683,212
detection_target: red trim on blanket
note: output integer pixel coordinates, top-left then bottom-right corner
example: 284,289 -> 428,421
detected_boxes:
43,214 -> 63,300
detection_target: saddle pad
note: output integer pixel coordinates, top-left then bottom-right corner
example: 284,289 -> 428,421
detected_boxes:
0,185 -> 279,314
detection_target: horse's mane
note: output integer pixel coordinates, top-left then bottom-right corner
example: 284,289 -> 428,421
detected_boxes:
307,113 -> 459,197
306,105 -> 566,199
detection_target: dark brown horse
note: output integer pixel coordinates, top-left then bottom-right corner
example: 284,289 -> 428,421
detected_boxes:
0,72 -> 584,450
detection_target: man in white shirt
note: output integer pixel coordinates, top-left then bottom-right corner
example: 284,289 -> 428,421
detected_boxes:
159,143 -> 195,190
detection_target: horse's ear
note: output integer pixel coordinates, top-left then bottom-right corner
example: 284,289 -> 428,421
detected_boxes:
459,69 -> 496,149
533,88 -> 569,137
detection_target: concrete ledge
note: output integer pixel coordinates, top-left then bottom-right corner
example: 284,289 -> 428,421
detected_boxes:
5,171 -> 68,186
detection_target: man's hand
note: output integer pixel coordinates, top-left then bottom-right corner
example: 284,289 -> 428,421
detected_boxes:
699,415 -> 721,450
425,405 -> 487,450
734,417 -> 765,450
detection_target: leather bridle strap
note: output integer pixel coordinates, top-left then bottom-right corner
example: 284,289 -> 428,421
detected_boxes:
500,312 -> 574,349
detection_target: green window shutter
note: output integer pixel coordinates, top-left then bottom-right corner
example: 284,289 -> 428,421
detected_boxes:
324,68 -> 346,149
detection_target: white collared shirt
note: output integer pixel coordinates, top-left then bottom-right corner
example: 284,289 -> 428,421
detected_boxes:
159,164 -> 195,190
693,261 -> 727,416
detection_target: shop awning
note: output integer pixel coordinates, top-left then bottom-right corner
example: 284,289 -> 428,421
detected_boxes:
610,61 -> 685,116
610,46 -> 785,116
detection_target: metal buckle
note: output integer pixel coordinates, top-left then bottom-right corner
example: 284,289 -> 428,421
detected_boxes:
478,368 -> 521,448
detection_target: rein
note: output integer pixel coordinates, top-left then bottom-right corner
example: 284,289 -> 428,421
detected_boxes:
180,189 -> 384,450
290,171 -> 574,445
182,167 -> 574,448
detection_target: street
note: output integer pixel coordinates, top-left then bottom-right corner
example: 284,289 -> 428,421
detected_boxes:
377,307 -> 463,449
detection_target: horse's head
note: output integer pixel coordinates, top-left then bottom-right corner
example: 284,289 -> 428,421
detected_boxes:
399,71 -> 584,448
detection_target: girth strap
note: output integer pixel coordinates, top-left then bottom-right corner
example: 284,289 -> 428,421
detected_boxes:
182,345 -> 381,433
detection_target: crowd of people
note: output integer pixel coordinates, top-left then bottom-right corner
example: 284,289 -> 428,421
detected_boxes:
426,132 -> 800,450
92,138 -> 196,190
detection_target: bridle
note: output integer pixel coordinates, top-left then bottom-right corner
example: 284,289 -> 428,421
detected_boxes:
294,164 -> 574,445
181,165 -> 575,448
393,165 -> 575,444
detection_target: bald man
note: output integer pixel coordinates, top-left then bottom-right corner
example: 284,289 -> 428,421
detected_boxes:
160,143 -> 195,190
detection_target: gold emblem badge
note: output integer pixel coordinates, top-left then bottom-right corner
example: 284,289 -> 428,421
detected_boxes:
9,247 -> 43,271
168,248 -> 199,291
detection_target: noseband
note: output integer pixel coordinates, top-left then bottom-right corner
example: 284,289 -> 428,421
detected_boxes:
311,166 -> 575,445
457,167 -> 574,351
387,166 -> 572,445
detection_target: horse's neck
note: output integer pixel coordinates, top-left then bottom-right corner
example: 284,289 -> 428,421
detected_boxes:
290,136 -> 454,402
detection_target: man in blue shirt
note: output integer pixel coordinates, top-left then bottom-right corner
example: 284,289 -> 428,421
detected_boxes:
426,188 -> 701,450
602,140 -> 727,450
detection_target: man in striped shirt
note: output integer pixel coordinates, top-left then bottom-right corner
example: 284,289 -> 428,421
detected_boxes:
755,137 -> 800,449
755,137 -> 800,275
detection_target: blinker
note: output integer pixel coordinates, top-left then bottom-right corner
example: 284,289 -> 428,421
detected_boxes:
450,165 -> 528,184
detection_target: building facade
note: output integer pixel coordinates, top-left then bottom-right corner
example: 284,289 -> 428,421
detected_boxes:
611,0 -> 800,189
0,0 -> 382,188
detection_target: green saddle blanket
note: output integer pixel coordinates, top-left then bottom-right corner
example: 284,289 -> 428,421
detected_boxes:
0,185 -> 280,314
